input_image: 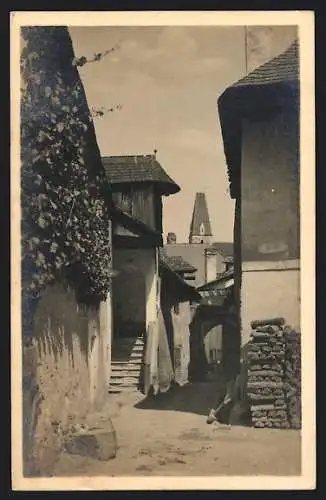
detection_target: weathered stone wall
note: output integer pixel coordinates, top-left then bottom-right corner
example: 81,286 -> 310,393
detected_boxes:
241,112 -> 300,262
23,283 -> 111,475
239,112 -> 300,346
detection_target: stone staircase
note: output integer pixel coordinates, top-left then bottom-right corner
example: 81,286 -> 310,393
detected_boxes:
109,336 -> 145,394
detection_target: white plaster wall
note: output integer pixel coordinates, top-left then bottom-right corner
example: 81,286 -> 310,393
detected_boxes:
241,267 -> 300,346
99,289 -> 112,389
146,247 -> 158,327
173,301 -> 191,385
205,252 -> 217,282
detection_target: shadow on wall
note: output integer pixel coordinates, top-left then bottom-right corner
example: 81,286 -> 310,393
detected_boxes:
135,381 -> 225,417
160,305 -> 174,363
34,283 -> 90,367
23,282 -> 107,475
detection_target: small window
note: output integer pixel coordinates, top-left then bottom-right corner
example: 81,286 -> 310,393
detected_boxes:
120,191 -> 132,213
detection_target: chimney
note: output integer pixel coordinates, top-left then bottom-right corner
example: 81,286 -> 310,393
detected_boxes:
205,247 -> 217,283
167,232 -> 177,244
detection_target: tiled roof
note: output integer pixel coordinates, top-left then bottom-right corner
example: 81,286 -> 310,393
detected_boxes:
164,241 -> 234,287
102,155 -> 180,195
160,250 -> 197,273
233,40 -> 299,89
189,192 -> 212,238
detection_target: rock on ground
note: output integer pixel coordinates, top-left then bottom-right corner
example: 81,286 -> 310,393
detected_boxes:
52,382 -> 301,477
64,425 -> 117,461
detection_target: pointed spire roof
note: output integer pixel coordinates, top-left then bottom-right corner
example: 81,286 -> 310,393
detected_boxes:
189,192 -> 212,239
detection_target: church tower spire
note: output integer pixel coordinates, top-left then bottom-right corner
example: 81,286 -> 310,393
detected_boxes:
189,192 -> 213,244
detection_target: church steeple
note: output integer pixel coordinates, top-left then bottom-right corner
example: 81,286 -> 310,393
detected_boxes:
189,192 -> 213,244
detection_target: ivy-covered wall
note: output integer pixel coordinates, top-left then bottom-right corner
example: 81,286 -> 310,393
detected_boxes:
21,26 -> 113,312
20,26 -> 114,475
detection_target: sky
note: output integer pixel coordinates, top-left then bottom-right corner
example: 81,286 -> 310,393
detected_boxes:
69,25 -> 297,244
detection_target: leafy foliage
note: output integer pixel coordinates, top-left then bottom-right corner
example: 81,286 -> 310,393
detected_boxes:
21,26 -> 113,306
72,43 -> 120,68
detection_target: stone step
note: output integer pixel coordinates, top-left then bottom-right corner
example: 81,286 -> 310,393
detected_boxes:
114,337 -> 144,344
108,386 -> 140,394
111,362 -> 142,370
113,337 -> 144,346
112,351 -> 144,361
112,346 -> 144,356
111,369 -> 141,378
110,377 -> 139,386
111,363 -> 141,371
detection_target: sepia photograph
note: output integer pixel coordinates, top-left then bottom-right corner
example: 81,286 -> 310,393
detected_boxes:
11,11 -> 315,490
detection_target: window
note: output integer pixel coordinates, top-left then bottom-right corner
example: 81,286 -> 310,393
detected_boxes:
120,191 -> 132,213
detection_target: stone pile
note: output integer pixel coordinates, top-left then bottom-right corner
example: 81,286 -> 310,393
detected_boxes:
283,327 -> 302,429
247,318 -> 289,429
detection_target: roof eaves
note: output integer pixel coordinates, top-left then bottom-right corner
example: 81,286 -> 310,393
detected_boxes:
197,269 -> 234,291
159,260 -> 201,302
102,155 -> 181,195
218,41 -> 299,199
112,206 -> 163,244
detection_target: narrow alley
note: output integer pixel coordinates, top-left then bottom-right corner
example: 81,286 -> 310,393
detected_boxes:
53,383 -> 301,477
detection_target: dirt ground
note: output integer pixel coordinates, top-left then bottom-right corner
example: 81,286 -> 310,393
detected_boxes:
53,382 -> 301,477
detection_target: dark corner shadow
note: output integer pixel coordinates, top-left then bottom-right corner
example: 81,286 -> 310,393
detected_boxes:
134,381 -> 226,418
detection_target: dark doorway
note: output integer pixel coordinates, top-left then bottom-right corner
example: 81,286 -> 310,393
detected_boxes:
112,266 -> 146,339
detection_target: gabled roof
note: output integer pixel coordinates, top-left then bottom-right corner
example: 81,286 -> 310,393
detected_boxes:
218,40 -> 299,199
102,155 -> 180,196
189,192 -> 212,239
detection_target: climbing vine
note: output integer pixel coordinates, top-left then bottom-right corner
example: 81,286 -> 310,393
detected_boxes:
21,26 -> 115,307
